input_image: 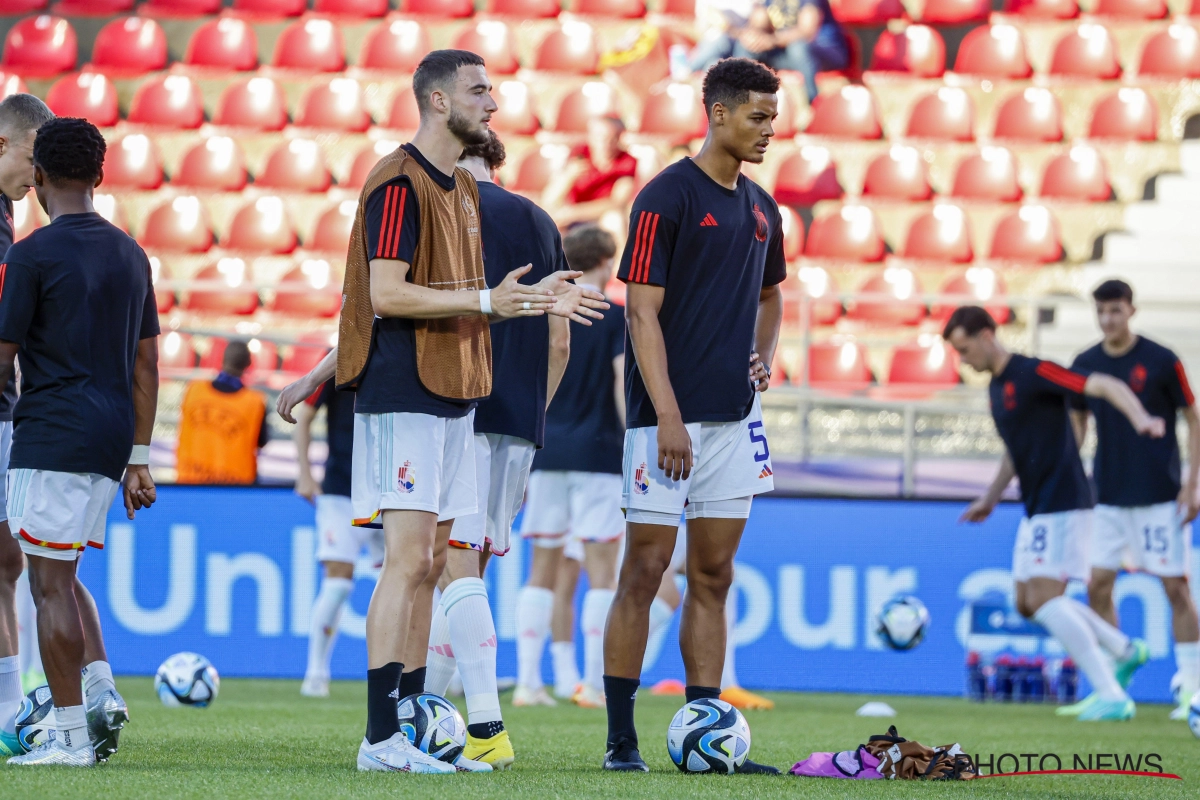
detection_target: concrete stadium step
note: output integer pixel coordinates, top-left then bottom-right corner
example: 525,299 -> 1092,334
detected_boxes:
1102,232 -> 1200,264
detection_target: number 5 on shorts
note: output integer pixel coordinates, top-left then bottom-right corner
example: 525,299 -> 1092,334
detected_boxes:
748,421 -> 769,463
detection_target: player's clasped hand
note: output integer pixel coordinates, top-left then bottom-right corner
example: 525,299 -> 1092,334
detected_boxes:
750,352 -> 770,392
535,270 -> 610,325
658,416 -> 693,481
492,265 -> 557,319
123,464 -> 157,520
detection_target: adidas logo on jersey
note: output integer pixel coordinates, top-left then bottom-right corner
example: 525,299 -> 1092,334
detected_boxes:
700,213 -> 718,227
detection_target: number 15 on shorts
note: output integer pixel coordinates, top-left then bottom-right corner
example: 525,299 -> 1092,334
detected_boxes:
748,421 -> 769,462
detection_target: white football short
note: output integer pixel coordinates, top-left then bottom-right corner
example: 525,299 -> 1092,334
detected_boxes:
0,421 -> 11,523
1012,509 -> 1092,584
450,433 -> 534,556
315,493 -> 385,567
351,411 -> 477,527
521,470 -> 625,548
622,395 -> 774,516
7,469 -> 120,561
1091,502 -> 1191,578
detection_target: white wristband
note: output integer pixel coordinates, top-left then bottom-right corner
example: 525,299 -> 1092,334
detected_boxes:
129,445 -> 150,465
479,289 -> 492,315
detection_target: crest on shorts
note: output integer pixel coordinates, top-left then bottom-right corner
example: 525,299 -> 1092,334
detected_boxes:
1129,363 -> 1147,393
397,461 -> 416,493
633,462 -> 650,495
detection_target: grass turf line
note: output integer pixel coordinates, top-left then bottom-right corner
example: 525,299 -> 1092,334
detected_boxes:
1,678 -> 1195,798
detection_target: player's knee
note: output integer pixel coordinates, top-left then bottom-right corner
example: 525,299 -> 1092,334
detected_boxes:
621,555 -> 670,600
687,562 -> 734,603
0,552 -> 21,586
1162,577 -> 1194,610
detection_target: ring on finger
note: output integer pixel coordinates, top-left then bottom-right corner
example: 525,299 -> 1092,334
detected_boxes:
522,301 -> 531,310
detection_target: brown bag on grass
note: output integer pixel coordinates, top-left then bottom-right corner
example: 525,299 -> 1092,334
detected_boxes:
863,726 -> 977,780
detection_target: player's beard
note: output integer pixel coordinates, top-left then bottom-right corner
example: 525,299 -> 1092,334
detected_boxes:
448,106 -> 490,147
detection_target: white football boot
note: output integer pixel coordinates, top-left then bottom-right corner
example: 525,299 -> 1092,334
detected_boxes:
300,675 -> 330,698
357,732 -> 456,774
9,733 -> 96,767
452,753 -> 494,772
512,685 -> 557,707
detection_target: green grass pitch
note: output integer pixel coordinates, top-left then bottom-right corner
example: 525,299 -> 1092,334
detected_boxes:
2,679 -> 1196,798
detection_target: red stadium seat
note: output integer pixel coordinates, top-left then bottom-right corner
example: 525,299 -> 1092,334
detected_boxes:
935,266 -> 1011,322
257,139 -> 332,192
93,192 -> 127,232
347,141 -> 400,188
887,340 -> 961,387
387,86 -> 420,130
1138,24 -> 1200,79
791,265 -> 842,326
57,0 -> 134,12
870,24 -> 945,78
951,146 -> 1022,201
103,134 -> 163,190
490,79 -> 540,135
1088,87 -> 1157,139
639,82 -> 706,141
2,15 -> 76,78
535,21 -> 600,74
0,1 -> 47,11
142,195 -> 213,252
989,205 -> 1062,261
920,0 -> 989,24
128,74 -> 205,128
904,204 -> 973,261
555,81 -> 617,133
272,18 -> 345,72
174,137 -> 248,191
45,72 -> 119,127
862,145 -> 931,201
158,331 -> 195,369
1040,144 -> 1111,200
401,0 -> 474,16
488,0 -> 561,15
780,206 -> 805,260
454,20 -> 519,75
233,0 -> 307,16
360,18 -> 430,71
832,0 -> 905,24
0,73 -> 27,100
149,257 -> 174,315
185,18 -> 258,71
315,0 -> 390,15
310,200 -> 356,253
214,77 -> 288,130
295,79 -> 372,132
511,146 -> 561,193
142,0 -> 223,14
805,204 -> 886,261
200,337 -> 278,372
906,87 -> 974,141
1050,24 -> 1121,78
574,0 -> 645,17
848,267 -> 925,325
281,332 -> 336,374
90,17 -> 167,75
993,88 -> 1063,141
1003,0 -> 1078,17
270,259 -> 342,317
1094,0 -> 1166,18
185,260 -> 259,316
805,341 -> 872,389
954,24 -> 1032,78
225,196 -> 298,254
805,85 -> 882,138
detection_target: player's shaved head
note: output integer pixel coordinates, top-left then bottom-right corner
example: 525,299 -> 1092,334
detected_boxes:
413,49 -> 486,115
33,117 -> 106,186
0,93 -> 53,138
0,94 -> 52,201
222,341 -> 252,376
702,58 -> 780,116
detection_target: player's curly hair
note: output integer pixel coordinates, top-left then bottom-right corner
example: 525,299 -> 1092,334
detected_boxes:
563,225 -> 616,272
702,58 -> 780,116
33,117 -> 106,185
461,130 -> 506,171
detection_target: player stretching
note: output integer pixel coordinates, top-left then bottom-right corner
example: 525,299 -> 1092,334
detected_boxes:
0,93 -> 53,757
948,306 -> 1162,722
601,58 -> 785,773
0,118 -> 158,766
1070,280 -> 1200,720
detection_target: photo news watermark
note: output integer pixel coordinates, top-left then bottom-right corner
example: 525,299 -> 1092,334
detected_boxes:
973,752 -> 1181,780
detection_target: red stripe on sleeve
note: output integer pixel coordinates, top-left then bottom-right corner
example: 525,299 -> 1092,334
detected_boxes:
375,185 -> 394,259
1036,361 -> 1088,394
629,212 -> 649,283
387,187 -> 408,259
0,263 -> 7,302
1175,361 -> 1195,406
640,213 -> 660,283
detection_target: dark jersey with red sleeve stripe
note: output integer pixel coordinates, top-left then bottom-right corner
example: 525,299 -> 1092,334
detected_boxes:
616,158 -> 786,428
0,193 -> 17,422
989,354 -> 1094,517
1071,337 -> 1194,506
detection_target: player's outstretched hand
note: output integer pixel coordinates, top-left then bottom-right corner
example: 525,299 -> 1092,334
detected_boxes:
750,352 -> 770,392
959,496 -> 994,523
658,417 -> 693,481
124,464 -> 157,520
535,270 -> 609,325
295,472 -> 321,504
492,265 -> 557,319
1136,415 -> 1166,438
277,374 -> 318,424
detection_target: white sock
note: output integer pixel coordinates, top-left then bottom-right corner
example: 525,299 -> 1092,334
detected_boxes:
550,641 -> 579,695
515,586 -> 553,690
424,601 -> 455,696
581,589 -> 614,692
443,578 -> 501,725
54,705 -> 89,752
1069,598 -> 1132,659
0,655 -> 20,735
721,594 -> 738,691
642,597 -> 676,673
81,661 -> 116,703
1175,642 -> 1200,703
1035,597 -> 1125,701
16,571 -> 41,676
305,577 -> 352,680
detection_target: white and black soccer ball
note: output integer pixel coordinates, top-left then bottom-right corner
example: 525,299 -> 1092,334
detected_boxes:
155,652 -> 220,708
14,684 -> 55,752
397,693 -> 466,764
1188,691 -> 1200,739
876,595 -> 930,651
666,698 -> 751,774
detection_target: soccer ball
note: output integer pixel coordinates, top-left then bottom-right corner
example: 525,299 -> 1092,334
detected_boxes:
1188,691 -> 1200,739
666,698 -> 751,773
397,693 -> 466,764
14,684 -> 55,753
155,652 -> 220,708
875,595 -> 930,651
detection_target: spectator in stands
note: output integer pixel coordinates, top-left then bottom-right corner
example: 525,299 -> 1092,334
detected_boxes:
175,340 -> 268,485
549,116 -> 638,229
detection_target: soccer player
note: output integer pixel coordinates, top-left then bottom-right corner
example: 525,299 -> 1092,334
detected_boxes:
601,58 -> 785,773
0,118 -> 159,766
1070,279 -> 1200,720
948,305 -> 1164,722
514,225 -> 625,710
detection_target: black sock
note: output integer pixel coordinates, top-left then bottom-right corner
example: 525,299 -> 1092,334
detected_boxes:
398,667 -> 426,700
365,662 -> 403,745
685,685 -> 721,703
604,675 -> 640,751
467,720 -> 505,739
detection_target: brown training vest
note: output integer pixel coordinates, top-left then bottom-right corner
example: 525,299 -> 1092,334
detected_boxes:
175,380 -> 265,485
337,147 -> 492,401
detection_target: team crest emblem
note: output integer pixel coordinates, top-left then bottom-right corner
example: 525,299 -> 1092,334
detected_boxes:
398,461 -> 416,493
1129,363 -> 1147,393
751,204 -> 768,243
1003,381 -> 1017,411
633,462 -> 650,495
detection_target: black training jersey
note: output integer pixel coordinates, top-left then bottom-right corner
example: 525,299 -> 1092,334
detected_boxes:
989,354 -> 1094,518
1071,337 -> 1194,507
616,158 -> 786,428
0,213 -> 160,482
534,292 -> 625,474
0,194 -> 17,423
354,143 -> 476,419
310,378 -> 355,498
471,181 -> 566,447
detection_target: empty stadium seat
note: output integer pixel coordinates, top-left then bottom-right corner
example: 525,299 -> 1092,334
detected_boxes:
848,266 -> 925,325
233,0 -> 307,15
454,20 -> 519,75
142,195 -> 213,252
185,17 -> 258,71
2,15 -> 76,78
45,72 -> 119,127
1088,87 -> 1157,139
792,265 -> 842,325
862,145 -> 931,201
347,140 -> 400,188
103,134 -> 163,190
935,266 -> 1011,322
640,82 -> 706,141
1138,24 -> 1200,78
920,0 -> 989,24
887,340 -> 961,387
315,0 -> 390,14
270,259 -> 342,316
488,80 -> 538,134
805,204 -> 886,261
1050,24 -> 1121,78
904,204 -> 973,261
57,0 -> 134,13
159,331 -> 195,369
185,260 -> 258,316
175,137 -> 248,191
90,17 -> 167,75
489,0 -> 561,14
257,139 -> 332,192
272,18 -> 345,72
805,341 -> 872,389
214,77 -> 288,130
869,24 -> 945,77
954,23 -> 1033,78
1040,144 -> 1111,200
387,86 -> 421,130
360,17 -> 430,71
128,74 -> 205,128
93,192 -> 127,231
402,0 -> 474,14
511,146 -> 558,193
780,206 -> 805,260
575,0 -> 646,17
225,196 -> 298,254
554,82 -> 617,133
1003,0 -> 1078,17
1094,0 -> 1166,18
281,332 -> 335,374
805,85 -> 882,138
832,0 -> 905,24
951,146 -> 1022,201
535,21 -> 600,73
993,87 -> 1063,141
990,205 -> 1062,261
310,201 -> 356,253
149,256 -> 176,314
143,0 -> 223,14
295,79 -> 372,132
906,87 -> 974,141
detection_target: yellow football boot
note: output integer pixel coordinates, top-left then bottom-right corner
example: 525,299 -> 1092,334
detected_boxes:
463,729 -> 515,771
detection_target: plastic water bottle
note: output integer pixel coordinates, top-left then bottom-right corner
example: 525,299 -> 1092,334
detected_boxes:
1026,657 -> 1047,703
966,652 -> 986,702
994,654 -> 1015,702
1057,658 -> 1078,705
